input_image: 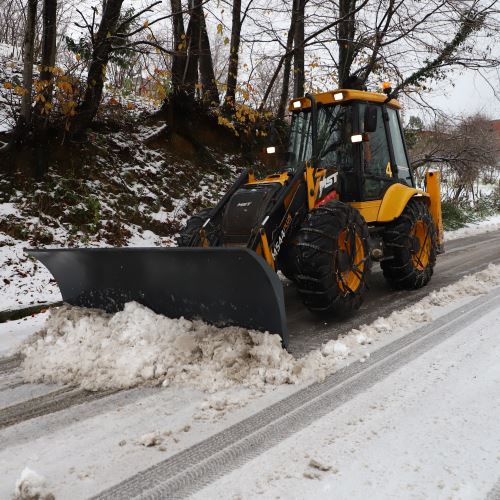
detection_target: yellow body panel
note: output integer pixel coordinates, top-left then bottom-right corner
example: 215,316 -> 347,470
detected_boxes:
246,172 -> 290,186
305,164 -> 326,210
348,200 -> 383,223
259,229 -> 275,270
289,89 -> 400,112
425,171 -> 444,248
377,183 -> 429,222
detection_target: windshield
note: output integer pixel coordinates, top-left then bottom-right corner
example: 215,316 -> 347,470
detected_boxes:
287,105 -> 354,171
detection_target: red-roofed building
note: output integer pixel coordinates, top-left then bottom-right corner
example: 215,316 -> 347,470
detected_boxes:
490,119 -> 500,141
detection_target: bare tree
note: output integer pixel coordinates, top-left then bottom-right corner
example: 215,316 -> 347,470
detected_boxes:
277,0 -> 297,119
292,0 -> 306,97
19,0 -> 38,128
409,114 -> 499,202
224,0 -> 242,107
182,0 -> 203,96
34,0 -> 58,120
70,0 -> 125,137
198,2 -> 219,104
170,0 -> 187,95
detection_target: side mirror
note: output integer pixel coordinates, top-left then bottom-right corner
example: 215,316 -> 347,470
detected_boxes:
364,105 -> 378,133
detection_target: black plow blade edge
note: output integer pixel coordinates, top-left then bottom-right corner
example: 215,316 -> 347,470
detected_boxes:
27,247 -> 288,347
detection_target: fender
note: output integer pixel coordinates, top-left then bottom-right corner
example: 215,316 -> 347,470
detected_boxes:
377,183 -> 429,222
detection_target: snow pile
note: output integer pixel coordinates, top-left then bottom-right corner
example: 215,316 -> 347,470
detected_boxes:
138,431 -> 163,447
13,467 -> 55,500
20,264 -> 500,392
20,302 -> 300,391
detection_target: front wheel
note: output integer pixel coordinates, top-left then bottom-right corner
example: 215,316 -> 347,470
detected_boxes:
176,208 -> 220,247
295,200 -> 371,315
381,199 -> 437,289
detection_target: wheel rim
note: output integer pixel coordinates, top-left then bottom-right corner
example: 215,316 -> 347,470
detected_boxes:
411,220 -> 431,270
337,228 -> 365,293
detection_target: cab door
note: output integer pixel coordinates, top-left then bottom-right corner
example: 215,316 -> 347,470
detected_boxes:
358,103 -> 393,200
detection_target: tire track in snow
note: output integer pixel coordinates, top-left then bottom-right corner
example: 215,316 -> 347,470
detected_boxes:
0,353 -> 23,373
487,478 -> 500,500
93,286 -> 500,500
0,371 -> 23,391
0,386 -> 120,430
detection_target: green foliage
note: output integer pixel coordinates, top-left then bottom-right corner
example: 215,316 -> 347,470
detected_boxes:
403,115 -> 423,150
442,193 -> 500,231
472,194 -> 498,220
65,36 -> 92,62
65,7 -> 140,70
494,185 -> 500,212
441,201 -> 475,230
67,196 -> 101,233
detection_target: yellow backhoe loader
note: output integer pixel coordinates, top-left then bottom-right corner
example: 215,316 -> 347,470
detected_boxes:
29,86 -> 443,348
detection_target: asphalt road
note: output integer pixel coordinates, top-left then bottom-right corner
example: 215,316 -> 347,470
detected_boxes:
285,230 -> 500,356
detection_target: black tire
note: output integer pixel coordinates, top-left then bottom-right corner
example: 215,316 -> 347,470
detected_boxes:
381,199 -> 437,290
176,208 -> 219,247
295,200 -> 371,314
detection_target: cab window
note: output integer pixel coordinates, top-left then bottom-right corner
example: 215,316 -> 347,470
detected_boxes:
359,103 -> 392,199
387,108 -> 413,186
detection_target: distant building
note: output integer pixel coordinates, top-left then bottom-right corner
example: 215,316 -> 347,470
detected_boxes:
489,119 -> 500,141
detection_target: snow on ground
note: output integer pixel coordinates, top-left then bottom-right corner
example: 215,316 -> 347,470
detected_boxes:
1,265 -> 500,499
17,264 -> 500,395
0,43 -> 22,134
444,213 -> 500,241
191,301 -> 500,500
1,266 -> 499,499
0,312 -> 48,356
0,237 -> 62,312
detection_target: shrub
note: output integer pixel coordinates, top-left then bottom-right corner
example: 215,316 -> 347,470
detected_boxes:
441,201 -> 474,230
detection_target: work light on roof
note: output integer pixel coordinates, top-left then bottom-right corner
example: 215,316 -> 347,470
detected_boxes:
333,92 -> 344,101
292,100 -> 302,109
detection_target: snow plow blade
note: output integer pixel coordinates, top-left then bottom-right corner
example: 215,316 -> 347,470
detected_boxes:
27,247 -> 288,346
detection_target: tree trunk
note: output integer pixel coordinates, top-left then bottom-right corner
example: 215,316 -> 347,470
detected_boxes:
337,0 -> 357,88
33,0 -> 57,179
293,0 -> 305,98
182,0 -> 201,97
198,3 -> 219,104
170,0 -> 187,95
19,0 -> 38,127
34,0 -> 57,119
71,0 -> 124,137
277,0 -> 297,119
224,0 -> 242,108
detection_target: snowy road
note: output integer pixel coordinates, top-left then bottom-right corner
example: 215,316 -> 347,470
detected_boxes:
286,229 -> 500,355
190,285 -> 500,500
0,230 -> 500,499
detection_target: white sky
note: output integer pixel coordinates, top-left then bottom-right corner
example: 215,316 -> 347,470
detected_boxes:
407,68 -> 500,120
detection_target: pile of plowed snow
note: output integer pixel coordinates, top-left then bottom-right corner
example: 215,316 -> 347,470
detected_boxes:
20,264 -> 500,392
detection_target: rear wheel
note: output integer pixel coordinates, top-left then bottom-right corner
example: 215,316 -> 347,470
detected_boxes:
176,208 -> 220,247
381,199 -> 437,289
295,200 -> 371,315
